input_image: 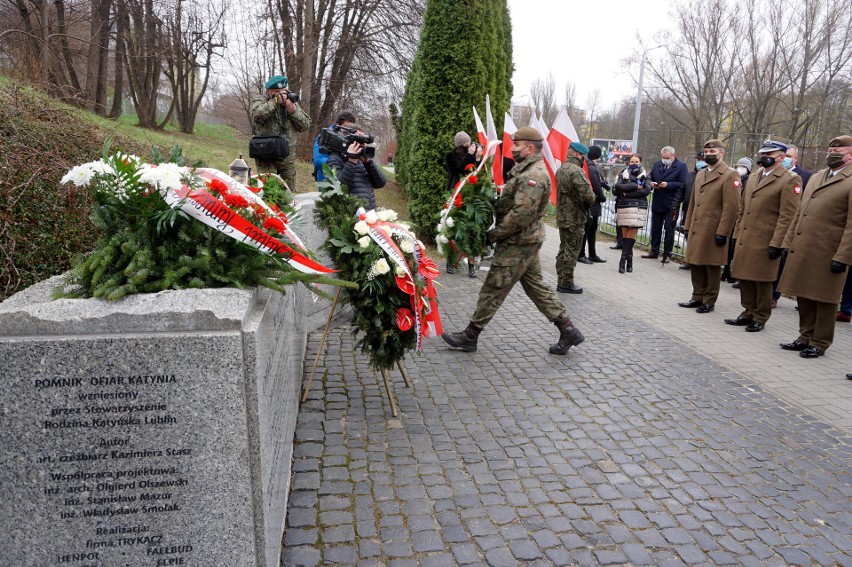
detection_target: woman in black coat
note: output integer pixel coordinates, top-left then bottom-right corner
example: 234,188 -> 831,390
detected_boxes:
612,154 -> 651,273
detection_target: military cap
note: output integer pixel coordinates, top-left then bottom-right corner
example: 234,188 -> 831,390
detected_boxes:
829,135 -> 852,148
703,139 -> 724,149
757,140 -> 788,154
264,75 -> 288,90
569,141 -> 590,155
513,126 -> 543,142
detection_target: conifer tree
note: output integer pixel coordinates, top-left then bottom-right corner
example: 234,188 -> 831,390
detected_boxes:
397,0 -> 513,242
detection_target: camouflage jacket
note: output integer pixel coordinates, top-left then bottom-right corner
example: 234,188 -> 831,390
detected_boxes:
488,154 -> 551,246
249,94 -> 311,150
555,155 -> 595,228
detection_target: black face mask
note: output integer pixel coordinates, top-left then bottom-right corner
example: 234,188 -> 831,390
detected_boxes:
757,155 -> 776,168
827,153 -> 846,169
704,154 -> 719,165
628,164 -> 642,175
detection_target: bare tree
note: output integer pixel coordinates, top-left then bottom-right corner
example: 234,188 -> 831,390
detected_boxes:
118,0 -> 170,128
530,72 -> 557,125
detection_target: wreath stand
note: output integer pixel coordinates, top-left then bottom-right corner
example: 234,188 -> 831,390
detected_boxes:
301,288 -> 412,417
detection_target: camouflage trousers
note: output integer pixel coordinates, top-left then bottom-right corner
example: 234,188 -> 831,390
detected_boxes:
470,243 -> 567,328
254,157 -> 296,191
556,226 -> 584,287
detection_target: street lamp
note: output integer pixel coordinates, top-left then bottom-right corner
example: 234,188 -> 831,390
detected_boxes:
631,46 -> 664,153
229,155 -> 251,185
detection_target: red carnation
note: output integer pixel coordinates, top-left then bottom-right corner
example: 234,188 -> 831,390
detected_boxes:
454,194 -> 463,208
208,179 -> 230,195
263,216 -> 286,233
468,175 -> 478,184
247,184 -> 261,194
224,193 -> 249,209
465,163 -> 475,171
270,203 -> 280,212
395,307 -> 414,331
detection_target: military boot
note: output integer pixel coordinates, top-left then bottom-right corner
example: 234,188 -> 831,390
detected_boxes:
441,323 -> 482,352
468,261 -> 477,278
549,317 -> 585,355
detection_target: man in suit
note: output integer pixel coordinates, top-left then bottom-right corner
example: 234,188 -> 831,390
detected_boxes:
777,135 -> 852,358
785,144 -> 813,188
724,141 -> 801,332
677,139 -> 740,313
644,146 -> 688,263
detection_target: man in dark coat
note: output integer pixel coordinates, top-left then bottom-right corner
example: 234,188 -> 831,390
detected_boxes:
678,139 -> 740,313
672,152 -> 705,270
724,141 -> 800,333
578,145 -> 608,264
325,122 -> 386,210
644,146 -> 688,262
777,135 -> 852,358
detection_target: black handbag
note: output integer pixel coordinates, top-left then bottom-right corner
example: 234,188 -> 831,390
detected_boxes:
249,135 -> 289,161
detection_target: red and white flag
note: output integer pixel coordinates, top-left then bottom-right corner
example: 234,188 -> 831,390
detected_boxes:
472,106 -> 488,147
485,95 -> 498,148
495,112 -> 518,188
547,109 -> 581,164
530,112 -> 560,204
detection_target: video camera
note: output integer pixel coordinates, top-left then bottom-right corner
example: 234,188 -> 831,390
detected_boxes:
318,125 -> 376,159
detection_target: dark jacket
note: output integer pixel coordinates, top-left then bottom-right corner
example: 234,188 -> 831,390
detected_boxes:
445,146 -> 477,189
648,158 -> 688,212
674,169 -> 699,216
326,152 -> 387,210
585,158 -> 607,217
613,169 -> 651,210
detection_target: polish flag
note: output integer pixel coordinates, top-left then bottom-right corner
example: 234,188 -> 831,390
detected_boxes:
485,95 -> 498,147
472,106 -> 488,147
530,113 -> 560,205
495,112 -> 517,188
547,108 -> 581,164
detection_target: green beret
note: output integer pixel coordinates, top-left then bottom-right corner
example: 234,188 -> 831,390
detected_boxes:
569,141 -> 589,155
829,135 -> 852,148
264,75 -> 288,90
513,126 -> 543,142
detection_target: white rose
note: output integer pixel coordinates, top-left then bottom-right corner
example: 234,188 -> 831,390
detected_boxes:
377,209 -> 398,222
354,220 -> 370,235
399,239 -> 414,253
445,217 -> 455,228
436,222 -> 444,233
436,235 -> 448,245
373,258 -> 391,275
358,236 -> 372,249
365,210 -> 379,224
395,264 -> 407,276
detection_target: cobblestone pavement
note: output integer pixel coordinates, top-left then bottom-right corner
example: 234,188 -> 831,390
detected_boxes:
285,237 -> 852,567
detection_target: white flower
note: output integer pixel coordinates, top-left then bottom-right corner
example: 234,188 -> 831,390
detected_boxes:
395,264 -> 407,276
61,164 -> 96,187
138,163 -> 189,194
399,239 -> 414,254
377,209 -> 398,222
436,235 -> 449,245
373,258 -> 390,275
365,210 -> 379,224
436,222 -> 444,233
354,220 -> 370,235
358,236 -> 372,249
89,160 -> 115,176
445,216 -> 455,228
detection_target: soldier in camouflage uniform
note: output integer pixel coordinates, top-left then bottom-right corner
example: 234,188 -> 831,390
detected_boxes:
555,142 -> 596,293
442,127 -> 585,356
249,75 -> 311,191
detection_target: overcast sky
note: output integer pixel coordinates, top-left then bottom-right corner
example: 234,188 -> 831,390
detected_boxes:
507,0 -> 675,111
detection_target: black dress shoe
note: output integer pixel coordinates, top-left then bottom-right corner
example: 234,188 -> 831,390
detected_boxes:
745,321 -> 765,332
731,281 -> 740,289
577,257 -> 593,265
724,316 -> 752,326
610,244 -> 623,250
846,373 -> 852,380
779,339 -> 809,351
800,347 -> 824,358
678,263 -> 692,270
661,255 -> 672,264
678,299 -> 702,308
557,284 -> 583,294
696,304 -> 715,313
589,256 -> 607,263
641,252 -> 659,259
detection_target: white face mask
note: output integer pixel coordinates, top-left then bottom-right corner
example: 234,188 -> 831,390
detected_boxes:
661,158 -> 673,166
736,166 -> 748,177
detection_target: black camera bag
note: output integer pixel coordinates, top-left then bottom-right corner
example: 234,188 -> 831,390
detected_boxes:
249,135 -> 289,161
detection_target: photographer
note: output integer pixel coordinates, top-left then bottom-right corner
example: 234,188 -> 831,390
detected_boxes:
249,75 -> 311,190
325,122 -> 386,209
445,131 -> 481,190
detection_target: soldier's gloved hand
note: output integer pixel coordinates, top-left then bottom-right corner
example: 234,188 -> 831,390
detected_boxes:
486,230 -> 497,244
768,246 -> 782,260
715,234 -> 727,247
830,260 -> 847,274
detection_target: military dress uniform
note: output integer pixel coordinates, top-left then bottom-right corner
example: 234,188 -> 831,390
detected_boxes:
249,93 -> 311,190
681,140 -> 741,312
555,153 -> 595,292
728,158 -> 801,330
441,127 -> 585,356
778,135 -> 852,356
